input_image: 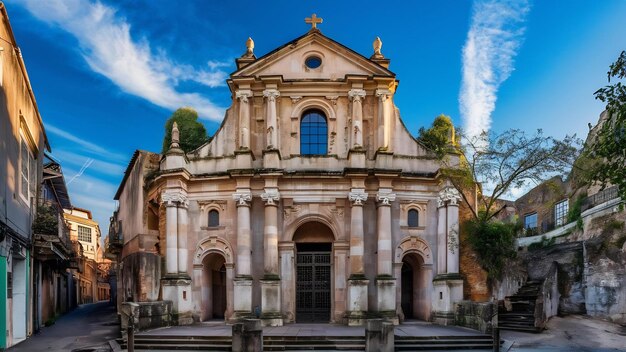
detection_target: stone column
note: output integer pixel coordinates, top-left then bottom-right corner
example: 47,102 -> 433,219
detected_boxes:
348,89 -> 366,148
162,193 -> 179,275
263,89 -> 280,149
236,90 -> 252,149
260,189 -> 282,326
233,191 -> 253,318
177,203 -> 189,275
432,186 -> 463,325
279,243 -> 295,323
446,200 -> 460,274
347,189 -> 369,326
375,189 -> 397,322
436,203 -> 447,275
161,190 -> 193,325
376,89 -> 392,150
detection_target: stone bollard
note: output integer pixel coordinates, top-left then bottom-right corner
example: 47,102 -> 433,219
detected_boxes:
232,319 -> 263,352
365,319 -> 394,352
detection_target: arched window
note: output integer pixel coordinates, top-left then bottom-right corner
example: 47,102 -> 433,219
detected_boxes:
300,110 -> 328,155
408,209 -> 419,227
208,209 -> 220,227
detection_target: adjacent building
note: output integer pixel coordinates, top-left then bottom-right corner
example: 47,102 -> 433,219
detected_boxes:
111,22 -> 466,328
0,2 -> 52,348
64,207 -> 109,304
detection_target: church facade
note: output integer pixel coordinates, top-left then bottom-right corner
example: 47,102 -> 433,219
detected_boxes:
111,20 -> 464,327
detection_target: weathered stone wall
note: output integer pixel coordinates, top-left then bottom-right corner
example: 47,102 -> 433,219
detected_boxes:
454,301 -> 496,334
583,212 -> 626,324
121,252 -> 161,303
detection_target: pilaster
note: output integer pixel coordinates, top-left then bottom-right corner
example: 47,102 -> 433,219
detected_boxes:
233,190 -> 253,319
260,188 -> 282,326
347,188 -> 369,325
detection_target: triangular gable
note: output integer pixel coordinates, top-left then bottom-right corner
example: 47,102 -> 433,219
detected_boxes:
231,30 -> 395,79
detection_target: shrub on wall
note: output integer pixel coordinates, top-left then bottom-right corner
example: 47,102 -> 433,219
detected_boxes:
466,217 -> 517,281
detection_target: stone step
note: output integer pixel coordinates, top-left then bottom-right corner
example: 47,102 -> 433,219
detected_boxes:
395,335 -> 492,340
498,325 -> 542,333
395,343 -> 494,350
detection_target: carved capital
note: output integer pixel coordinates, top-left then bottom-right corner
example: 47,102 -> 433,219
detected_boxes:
263,89 -> 280,102
232,191 -> 252,207
376,190 -> 396,206
161,190 -> 188,207
261,189 -> 280,206
235,90 -> 253,103
325,96 -> 338,105
376,89 -> 392,102
437,187 -> 461,208
348,89 -> 366,102
290,96 -> 302,104
348,189 -> 369,206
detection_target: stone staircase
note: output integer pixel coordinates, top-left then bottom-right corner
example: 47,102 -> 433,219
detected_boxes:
118,333 -> 497,351
498,280 -> 542,333
394,335 -> 495,350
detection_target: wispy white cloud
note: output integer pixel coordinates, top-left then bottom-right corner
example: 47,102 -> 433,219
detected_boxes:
460,0 -> 530,139
65,172 -> 118,232
46,124 -> 127,161
16,0 -> 227,121
53,149 -> 126,177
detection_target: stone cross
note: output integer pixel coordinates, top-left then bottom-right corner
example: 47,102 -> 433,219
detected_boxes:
305,13 -> 323,29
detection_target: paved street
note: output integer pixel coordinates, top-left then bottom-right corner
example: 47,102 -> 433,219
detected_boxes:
502,315 -> 626,351
9,301 -> 120,352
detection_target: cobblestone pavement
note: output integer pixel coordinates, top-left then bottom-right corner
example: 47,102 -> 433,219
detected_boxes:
8,301 -> 120,352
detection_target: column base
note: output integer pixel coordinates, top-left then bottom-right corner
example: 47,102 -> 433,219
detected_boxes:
161,277 -> 193,326
348,148 -> 366,169
346,278 -> 369,326
233,276 -> 254,320
234,149 -> 254,169
431,274 -> 463,326
262,148 -> 281,169
376,277 -> 398,325
260,279 -> 283,326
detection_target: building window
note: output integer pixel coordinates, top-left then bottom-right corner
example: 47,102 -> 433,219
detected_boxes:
524,213 -> 538,230
300,110 -> 328,155
305,56 -> 322,69
408,209 -> 419,227
78,225 -> 92,243
20,135 -> 36,203
208,209 -> 220,227
554,199 -> 569,226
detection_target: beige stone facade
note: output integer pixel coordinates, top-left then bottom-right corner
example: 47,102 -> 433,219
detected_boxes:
112,27 -> 465,326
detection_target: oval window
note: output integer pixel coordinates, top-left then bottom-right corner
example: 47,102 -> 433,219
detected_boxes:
305,56 -> 322,69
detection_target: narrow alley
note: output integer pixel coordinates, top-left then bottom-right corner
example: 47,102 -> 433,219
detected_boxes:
9,302 -> 119,352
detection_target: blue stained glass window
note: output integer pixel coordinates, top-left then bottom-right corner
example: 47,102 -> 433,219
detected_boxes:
300,110 -> 328,155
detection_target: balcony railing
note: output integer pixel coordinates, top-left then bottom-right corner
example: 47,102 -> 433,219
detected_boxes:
582,186 -> 620,212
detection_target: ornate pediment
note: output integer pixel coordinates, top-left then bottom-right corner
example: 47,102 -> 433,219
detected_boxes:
231,31 -> 395,80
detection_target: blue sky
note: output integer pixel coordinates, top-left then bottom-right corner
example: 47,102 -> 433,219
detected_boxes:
6,0 -> 626,236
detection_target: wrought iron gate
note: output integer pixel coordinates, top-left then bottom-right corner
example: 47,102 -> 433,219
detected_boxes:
296,251 -> 331,322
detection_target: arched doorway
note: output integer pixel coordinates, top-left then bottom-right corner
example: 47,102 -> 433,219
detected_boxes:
201,253 -> 227,320
400,253 -> 430,321
293,221 -> 334,323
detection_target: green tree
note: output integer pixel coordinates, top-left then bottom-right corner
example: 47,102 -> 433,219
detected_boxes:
440,129 -> 580,280
448,129 -> 580,222
586,50 -> 626,199
162,107 -> 208,153
417,114 -> 456,158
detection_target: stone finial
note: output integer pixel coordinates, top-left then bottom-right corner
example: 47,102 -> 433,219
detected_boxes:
372,37 -> 384,59
170,121 -> 180,149
245,37 -> 254,57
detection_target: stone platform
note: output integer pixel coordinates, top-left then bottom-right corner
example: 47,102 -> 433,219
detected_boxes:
136,320 -> 485,337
